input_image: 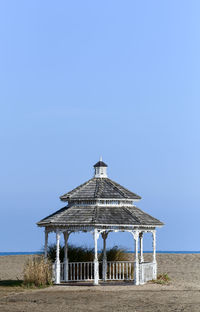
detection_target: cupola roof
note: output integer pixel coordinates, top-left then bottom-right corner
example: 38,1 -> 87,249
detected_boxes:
94,161 -> 108,168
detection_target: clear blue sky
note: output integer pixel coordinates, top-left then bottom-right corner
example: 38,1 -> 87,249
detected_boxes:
0,1 -> 200,252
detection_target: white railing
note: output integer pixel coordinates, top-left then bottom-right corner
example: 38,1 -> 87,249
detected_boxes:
139,262 -> 156,284
107,261 -> 134,280
54,261 -> 157,284
58,261 -> 134,282
60,262 -> 95,282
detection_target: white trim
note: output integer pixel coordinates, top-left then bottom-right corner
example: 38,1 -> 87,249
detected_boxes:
68,199 -> 139,207
45,224 -> 161,229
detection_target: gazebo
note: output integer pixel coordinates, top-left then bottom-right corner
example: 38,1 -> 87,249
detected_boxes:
37,159 -> 164,285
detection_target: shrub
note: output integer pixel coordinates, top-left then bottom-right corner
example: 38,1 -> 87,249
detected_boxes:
100,246 -> 127,261
151,273 -> 170,285
23,256 -> 53,287
47,244 -> 127,262
47,244 -> 94,262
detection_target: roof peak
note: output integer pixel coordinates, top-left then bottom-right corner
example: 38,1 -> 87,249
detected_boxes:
93,157 -> 108,168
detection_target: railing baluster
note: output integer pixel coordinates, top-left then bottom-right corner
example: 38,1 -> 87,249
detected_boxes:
116,263 -> 118,280
119,263 -> 121,280
87,263 -> 89,280
80,262 -> 82,280
73,263 -> 75,281
109,263 -> 111,280
77,263 -> 79,281
129,263 -> 131,280
122,263 -> 124,280
70,263 -> 72,281
126,263 -> 128,280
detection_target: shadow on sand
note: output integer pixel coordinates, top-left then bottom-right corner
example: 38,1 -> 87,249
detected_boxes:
0,280 -> 23,287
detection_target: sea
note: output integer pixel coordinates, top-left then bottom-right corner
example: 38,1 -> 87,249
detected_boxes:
0,251 -> 200,256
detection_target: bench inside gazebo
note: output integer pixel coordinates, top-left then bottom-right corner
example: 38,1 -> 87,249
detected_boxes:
37,159 -> 163,285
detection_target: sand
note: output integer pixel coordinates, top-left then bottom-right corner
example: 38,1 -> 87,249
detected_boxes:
0,254 -> 200,311
0,255 -> 36,280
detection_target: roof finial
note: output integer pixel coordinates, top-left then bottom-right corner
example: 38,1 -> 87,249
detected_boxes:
100,156 -> 102,161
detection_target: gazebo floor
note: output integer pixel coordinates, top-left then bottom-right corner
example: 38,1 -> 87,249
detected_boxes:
58,280 -> 135,286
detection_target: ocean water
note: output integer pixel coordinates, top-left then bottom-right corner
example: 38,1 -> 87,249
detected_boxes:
0,251 -> 200,256
0,252 -> 43,256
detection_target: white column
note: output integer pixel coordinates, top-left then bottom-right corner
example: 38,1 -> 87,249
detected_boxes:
64,231 -> 70,282
101,232 -> 108,281
55,230 -> 61,284
139,232 -> 144,263
44,229 -> 48,260
152,230 -> 157,279
152,230 -> 156,262
133,230 -> 139,285
93,229 -> 99,285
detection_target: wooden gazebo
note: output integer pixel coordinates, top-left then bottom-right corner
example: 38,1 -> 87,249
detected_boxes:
37,158 -> 164,285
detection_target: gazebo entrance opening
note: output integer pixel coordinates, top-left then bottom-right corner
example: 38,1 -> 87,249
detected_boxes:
45,228 -> 157,285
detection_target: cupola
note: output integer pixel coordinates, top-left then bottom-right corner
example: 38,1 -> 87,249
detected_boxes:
94,157 -> 108,178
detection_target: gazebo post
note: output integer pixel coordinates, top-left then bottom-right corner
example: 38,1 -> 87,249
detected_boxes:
133,230 -> 139,285
93,229 -> 99,285
101,231 -> 108,281
139,232 -> 144,263
64,231 -> 70,282
44,228 -> 48,260
152,230 -> 157,279
55,230 -> 61,284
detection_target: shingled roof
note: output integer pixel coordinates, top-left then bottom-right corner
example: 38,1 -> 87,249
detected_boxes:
60,178 -> 141,201
37,205 -> 163,227
37,160 -> 164,230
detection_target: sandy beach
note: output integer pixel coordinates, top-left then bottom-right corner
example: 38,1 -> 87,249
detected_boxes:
0,253 -> 200,312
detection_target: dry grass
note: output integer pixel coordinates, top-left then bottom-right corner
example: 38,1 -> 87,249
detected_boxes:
151,273 -> 171,285
23,256 -> 53,287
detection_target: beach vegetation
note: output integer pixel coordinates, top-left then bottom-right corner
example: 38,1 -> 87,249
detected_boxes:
23,256 -> 53,287
99,245 -> 127,261
47,244 -> 94,262
151,273 -> 170,285
47,244 -> 127,262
